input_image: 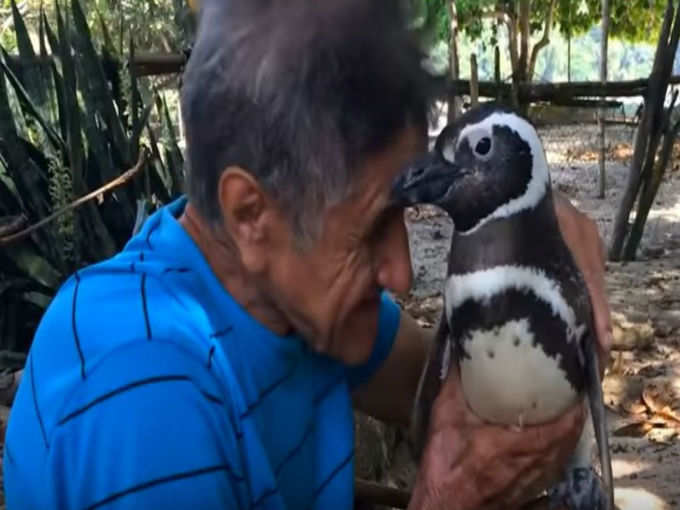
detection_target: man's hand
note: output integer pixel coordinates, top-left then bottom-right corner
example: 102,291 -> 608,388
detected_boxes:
408,368 -> 586,510
553,192 -> 613,373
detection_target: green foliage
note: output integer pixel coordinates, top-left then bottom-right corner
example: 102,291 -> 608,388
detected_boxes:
557,0 -> 668,43
1,0 -> 195,55
0,0 -> 184,357
427,24 -> 656,82
415,0 -> 668,69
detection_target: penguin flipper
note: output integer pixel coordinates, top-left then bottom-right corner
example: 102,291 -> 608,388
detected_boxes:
409,312 -> 449,461
547,332 -> 614,510
583,331 -> 615,510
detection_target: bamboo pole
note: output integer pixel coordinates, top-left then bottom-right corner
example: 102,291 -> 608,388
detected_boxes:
598,0 -> 611,199
470,53 -> 479,106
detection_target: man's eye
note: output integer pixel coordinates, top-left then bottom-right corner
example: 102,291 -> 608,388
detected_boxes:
369,210 -> 397,240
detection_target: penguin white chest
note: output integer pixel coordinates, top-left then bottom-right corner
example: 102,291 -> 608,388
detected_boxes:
456,318 -> 578,426
443,266 -> 584,427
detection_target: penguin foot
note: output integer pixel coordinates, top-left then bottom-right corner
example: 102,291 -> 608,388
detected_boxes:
547,467 -> 608,510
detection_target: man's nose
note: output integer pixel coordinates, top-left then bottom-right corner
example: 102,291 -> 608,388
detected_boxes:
375,217 -> 413,295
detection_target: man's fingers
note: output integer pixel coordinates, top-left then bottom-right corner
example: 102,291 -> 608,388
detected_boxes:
486,401 -> 585,456
430,368 -> 485,428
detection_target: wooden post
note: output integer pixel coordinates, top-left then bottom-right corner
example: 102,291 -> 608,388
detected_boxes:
598,0 -> 610,199
470,53 -> 479,106
447,0 -> 461,122
567,1 -> 572,82
494,45 -> 501,103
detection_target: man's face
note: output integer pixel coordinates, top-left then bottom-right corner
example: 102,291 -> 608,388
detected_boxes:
260,124 -> 425,364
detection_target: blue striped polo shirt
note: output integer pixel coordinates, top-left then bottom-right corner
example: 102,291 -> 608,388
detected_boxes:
3,196 -> 401,509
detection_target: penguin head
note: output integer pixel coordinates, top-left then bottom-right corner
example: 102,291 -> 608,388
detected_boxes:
391,104 -> 551,233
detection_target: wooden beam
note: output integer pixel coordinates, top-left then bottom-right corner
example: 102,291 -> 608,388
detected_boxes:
6,51 -> 680,102
131,52 -> 188,76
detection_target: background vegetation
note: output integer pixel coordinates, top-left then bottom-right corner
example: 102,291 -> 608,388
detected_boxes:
0,0 -> 185,364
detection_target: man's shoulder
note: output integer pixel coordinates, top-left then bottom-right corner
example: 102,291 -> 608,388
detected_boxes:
20,238 -> 243,431
35,249 -> 215,364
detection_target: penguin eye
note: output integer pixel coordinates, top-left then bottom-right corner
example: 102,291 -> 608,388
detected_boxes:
475,137 -> 491,156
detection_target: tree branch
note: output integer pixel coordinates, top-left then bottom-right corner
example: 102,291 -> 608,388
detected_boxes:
0,149 -> 149,246
518,0 -> 531,81
481,5 -> 520,107
528,0 -> 558,81
0,215 -> 27,238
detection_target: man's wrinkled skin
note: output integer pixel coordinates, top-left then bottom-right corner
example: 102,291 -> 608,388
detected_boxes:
553,192 -> 613,376
179,121 -> 612,510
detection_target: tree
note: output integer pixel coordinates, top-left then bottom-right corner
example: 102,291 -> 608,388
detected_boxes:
413,0 -> 669,111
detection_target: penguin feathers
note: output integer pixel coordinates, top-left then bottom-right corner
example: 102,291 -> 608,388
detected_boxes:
393,103 -> 614,510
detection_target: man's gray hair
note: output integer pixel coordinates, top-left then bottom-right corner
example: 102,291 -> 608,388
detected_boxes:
180,0 -> 434,243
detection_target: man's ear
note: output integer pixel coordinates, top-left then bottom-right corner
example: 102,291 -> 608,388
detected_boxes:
218,167 -> 271,273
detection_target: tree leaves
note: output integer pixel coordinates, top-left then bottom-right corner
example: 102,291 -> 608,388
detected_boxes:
417,0 -> 668,55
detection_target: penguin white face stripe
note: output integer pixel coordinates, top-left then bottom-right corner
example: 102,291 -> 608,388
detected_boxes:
454,112 -> 551,235
444,265 -> 585,342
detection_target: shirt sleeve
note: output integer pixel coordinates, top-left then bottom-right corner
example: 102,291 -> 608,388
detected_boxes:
345,290 -> 402,391
46,346 -> 248,510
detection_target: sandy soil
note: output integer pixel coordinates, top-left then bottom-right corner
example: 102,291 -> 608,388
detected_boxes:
383,123 -> 680,509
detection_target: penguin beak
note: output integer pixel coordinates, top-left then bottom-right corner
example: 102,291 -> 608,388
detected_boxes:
390,152 -> 462,208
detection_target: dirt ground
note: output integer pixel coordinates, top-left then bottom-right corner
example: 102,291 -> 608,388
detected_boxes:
355,123 -> 680,509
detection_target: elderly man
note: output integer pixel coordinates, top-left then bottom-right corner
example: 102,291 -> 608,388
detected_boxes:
3,1 -> 611,509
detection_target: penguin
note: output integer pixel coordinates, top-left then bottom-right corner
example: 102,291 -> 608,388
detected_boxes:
391,103 -> 614,510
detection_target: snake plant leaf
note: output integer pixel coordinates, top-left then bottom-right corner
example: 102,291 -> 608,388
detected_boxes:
0,47 -> 64,154
42,9 -> 60,59
4,136 -> 61,259
160,93 -> 184,190
145,118 -> 172,202
10,0 -> 48,109
97,9 -> 116,55
50,63 -> 68,145
21,291 -> 53,310
0,72 -> 51,223
70,0 -> 130,164
131,104 -> 152,160
0,68 -> 17,139
53,2 -> 85,197
38,2 -> 58,126
3,244 -> 62,290
129,38 -> 140,151
39,11 -> 67,142
132,198 -> 149,237
38,2 -> 48,58
0,278 -> 32,298
0,171 -> 23,214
